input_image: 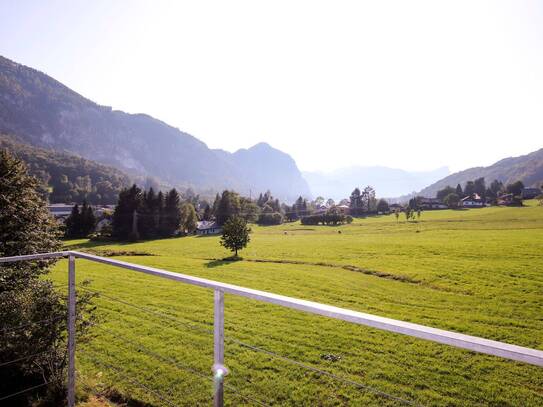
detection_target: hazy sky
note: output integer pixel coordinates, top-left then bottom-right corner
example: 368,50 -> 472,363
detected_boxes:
1,1 -> 542,172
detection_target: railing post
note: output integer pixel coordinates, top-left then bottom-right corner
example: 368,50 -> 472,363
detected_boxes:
67,255 -> 76,407
213,289 -> 227,407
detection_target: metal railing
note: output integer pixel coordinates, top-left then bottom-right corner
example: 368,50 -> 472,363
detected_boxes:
1,250 -> 542,407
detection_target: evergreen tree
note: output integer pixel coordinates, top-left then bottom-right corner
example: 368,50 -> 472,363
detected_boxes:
349,188 -> 362,215
216,190 -> 241,225
212,193 -> 221,216
112,184 -> 143,240
464,181 -> 476,196
408,197 -> 418,210
506,181 -> 524,196
293,196 -> 305,217
157,190 -> 166,235
0,150 -> 96,404
474,177 -> 486,199
162,188 -> 182,236
203,204 -> 212,221
65,204 -> 82,238
65,201 -> 95,238
489,180 -> 504,196
80,200 -> 96,236
455,183 -> 463,197
138,188 -> 160,238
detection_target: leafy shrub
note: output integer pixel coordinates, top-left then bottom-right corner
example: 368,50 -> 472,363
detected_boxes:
257,212 -> 284,225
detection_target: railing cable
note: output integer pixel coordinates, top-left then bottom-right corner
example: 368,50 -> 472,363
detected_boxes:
78,286 -> 214,336
92,358 -> 178,407
90,323 -> 210,381
228,339 -> 421,406
89,323 -> 272,407
83,318 -> 270,406
78,286 -> 418,405
0,381 -> 51,402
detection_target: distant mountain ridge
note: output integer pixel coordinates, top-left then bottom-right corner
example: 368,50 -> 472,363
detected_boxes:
0,55 -> 310,202
417,148 -> 543,198
303,166 -> 450,200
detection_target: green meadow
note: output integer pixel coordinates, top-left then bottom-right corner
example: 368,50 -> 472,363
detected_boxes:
51,202 -> 543,406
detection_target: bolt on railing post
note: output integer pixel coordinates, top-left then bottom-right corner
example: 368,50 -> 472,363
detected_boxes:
67,255 -> 76,407
213,289 -> 227,407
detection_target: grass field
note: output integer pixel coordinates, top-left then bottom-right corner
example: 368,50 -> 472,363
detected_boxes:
49,202 -> 543,406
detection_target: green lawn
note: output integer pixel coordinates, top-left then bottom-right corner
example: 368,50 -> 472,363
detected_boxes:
50,202 -> 543,406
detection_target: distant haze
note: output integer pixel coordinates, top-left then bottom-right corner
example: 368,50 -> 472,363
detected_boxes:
304,167 -> 450,201
1,1 -> 542,175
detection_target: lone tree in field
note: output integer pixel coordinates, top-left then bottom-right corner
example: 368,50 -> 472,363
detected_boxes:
220,215 -> 251,258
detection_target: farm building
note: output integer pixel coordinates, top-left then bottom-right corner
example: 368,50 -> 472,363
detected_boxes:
461,194 -> 484,208
418,197 -> 448,210
48,203 -> 74,218
336,204 -> 350,214
497,193 -> 515,206
521,187 -> 541,199
196,221 -> 222,235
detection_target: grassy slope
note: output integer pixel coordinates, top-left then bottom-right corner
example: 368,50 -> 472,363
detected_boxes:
51,203 -> 543,406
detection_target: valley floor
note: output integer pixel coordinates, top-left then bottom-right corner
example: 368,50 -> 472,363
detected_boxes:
50,202 -> 543,406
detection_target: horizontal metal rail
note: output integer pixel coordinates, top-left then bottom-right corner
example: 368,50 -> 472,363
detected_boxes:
2,250 -> 543,367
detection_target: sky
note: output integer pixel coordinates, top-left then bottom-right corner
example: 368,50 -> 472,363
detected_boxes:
1,0 -> 542,173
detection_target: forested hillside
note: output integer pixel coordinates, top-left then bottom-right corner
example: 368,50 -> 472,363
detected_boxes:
0,134 -> 130,204
418,148 -> 543,197
0,55 -> 310,201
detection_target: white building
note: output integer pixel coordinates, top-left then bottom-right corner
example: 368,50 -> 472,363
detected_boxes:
461,194 -> 484,208
196,221 -> 222,235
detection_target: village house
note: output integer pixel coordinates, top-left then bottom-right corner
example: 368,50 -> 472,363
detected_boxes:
48,203 -> 74,218
521,187 -> 541,199
48,203 -> 115,226
196,221 -> 222,235
418,197 -> 448,210
95,218 -> 112,232
461,194 -> 484,208
497,193 -> 515,206
335,204 -> 350,214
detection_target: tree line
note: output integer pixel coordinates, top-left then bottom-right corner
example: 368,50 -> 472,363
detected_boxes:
66,181 -> 393,241
0,134 -> 130,205
111,185 -> 198,240
435,178 -> 526,207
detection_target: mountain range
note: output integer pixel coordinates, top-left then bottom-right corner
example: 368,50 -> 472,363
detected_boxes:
417,148 -> 543,198
303,166 -> 450,201
1,55 -> 542,204
0,55 -> 310,202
